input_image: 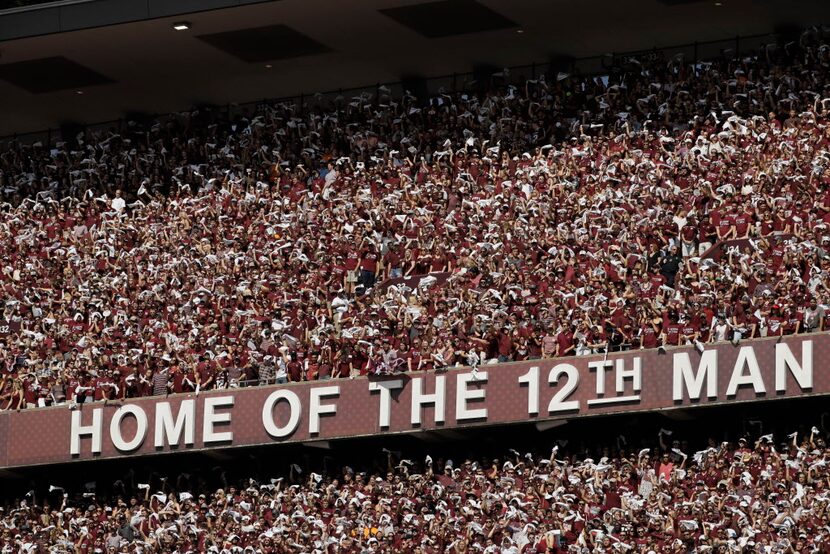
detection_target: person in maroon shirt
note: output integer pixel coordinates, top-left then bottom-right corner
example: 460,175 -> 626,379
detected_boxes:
94,370 -> 119,401
168,363 -> 186,394
406,339 -> 424,372
137,368 -> 154,397
358,245 -> 380,291
384,243 -> 403,280
680,318 -> 699,346
662,314 -> 682,347
715,210 -> 735,241
195,356 -> 216,392
497,331 -> 513,363
22,373 -> 39,408
555,325 -> 575,357
638,314 -> 660,349
697,215 -> 717,255
783,307 -> 802,336
343,250 -> 360,295
734,208 -> 753,239
731,301 -> 757,340
287,354 -> 303,382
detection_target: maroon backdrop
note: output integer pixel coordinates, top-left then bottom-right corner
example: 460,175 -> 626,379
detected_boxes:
700,234 -> 793,261
0,332 -> 825,469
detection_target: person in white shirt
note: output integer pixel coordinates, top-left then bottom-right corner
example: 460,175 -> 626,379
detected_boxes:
111,189 -> 126,213
275,358 -> 288,384
710,316 -> 730,343
324,162 -> 338,186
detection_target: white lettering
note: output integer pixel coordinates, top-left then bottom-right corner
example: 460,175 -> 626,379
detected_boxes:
262,390 -> 302,438
588,360 -> 613,395
410,376 -> 446,426
726,346 -> 766,396
456,372 -> 488,421
369,380 -> 404,429
154,400 -> 195,448
309,386 -> 340,435
548,364 -> 580,412
615,357 -> 642,394
203,396 -> 234,444
673,350 -> 718,401
70,408 -> 103,456
518,366 -> 539,415
775,341 -> 813,392
110,405 -> 148,452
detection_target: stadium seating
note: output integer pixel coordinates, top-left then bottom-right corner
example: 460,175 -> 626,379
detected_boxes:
0,430 -> 827,552
0,18 -> 830,554
1,40 -> 830,410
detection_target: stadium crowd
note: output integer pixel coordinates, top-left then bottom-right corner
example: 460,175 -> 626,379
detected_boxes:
3,31 -> 830,407
0,428 -> 827,552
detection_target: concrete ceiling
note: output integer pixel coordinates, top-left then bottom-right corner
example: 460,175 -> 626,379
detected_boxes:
0,0 -> 828,136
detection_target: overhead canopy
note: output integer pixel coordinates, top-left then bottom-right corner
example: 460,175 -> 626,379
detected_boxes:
0,0 -> 828,136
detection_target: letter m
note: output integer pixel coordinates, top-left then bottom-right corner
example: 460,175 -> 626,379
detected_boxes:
154,400 -> 196,448
673,350 -> 718,402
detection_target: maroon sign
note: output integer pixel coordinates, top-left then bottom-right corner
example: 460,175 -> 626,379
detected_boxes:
0,319 -> 21,339
0,333 -> 825,469
701,234 -> 793,262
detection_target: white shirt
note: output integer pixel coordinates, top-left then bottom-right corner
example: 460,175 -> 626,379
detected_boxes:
324,169 -> 338,186
711,322 -> 729,342
111,197 -> 126,212
275,360 -> 287,380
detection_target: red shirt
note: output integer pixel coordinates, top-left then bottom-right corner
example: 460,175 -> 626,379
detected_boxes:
640,324 -> 659,349
664,324 -> 682,346
493,330 -> 510,354
344,252 -> 359,271
734,213 -> 752,236
556,330 -> 574,354
360,251 -> 378,272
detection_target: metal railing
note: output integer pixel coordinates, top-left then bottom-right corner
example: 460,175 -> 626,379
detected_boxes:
0,29 -> 797,147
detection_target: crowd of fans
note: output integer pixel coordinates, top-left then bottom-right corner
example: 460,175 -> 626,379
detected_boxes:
3,30 -> 830,408
0,427 -> 827,552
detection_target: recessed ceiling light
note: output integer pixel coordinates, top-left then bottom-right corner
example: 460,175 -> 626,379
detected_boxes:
172,22 -> 191,31
75,90 -> 84,95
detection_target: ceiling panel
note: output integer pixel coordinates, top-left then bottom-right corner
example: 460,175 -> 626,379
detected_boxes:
380,0 -> 517,38
0,56 -> 113,93
196,23 -> 331,62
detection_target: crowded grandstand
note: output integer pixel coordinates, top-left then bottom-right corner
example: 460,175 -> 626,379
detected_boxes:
0,1 -> 830,552
0,418 -> 827,553
2,32 -> 830,408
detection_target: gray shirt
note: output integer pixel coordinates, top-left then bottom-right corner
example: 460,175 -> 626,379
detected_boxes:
804,306 -> 825,330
